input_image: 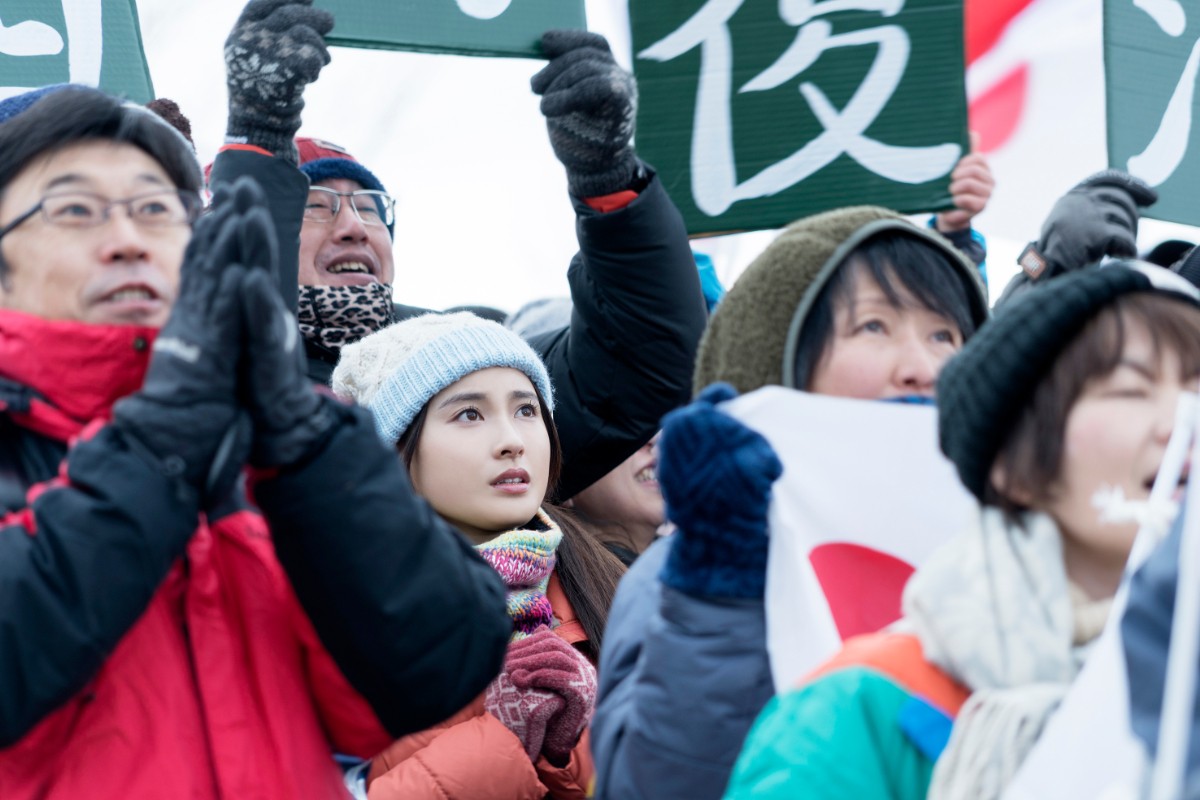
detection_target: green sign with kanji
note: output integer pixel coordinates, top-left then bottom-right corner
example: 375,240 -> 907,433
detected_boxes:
1106,0 -> 1200,226
315,0 -> 587,59
630,0 -> 968,235
0,0 -> 153,103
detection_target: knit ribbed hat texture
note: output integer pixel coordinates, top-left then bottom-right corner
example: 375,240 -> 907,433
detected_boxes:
938,263 -> 1200,500
332,312 -> 555,445
692,206 -> 988,396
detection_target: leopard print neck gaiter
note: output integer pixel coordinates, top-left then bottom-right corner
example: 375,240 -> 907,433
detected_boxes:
297,283 -> 396,354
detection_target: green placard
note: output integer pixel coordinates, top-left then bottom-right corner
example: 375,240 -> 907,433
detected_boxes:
631,0 -> 968,235
0,0 -> 153,103
1105,1 -> 1200,226
315,0 -> 587,59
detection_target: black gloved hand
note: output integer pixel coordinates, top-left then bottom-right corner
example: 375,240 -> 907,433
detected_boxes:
1172,245 -> 1200,288
531,30 -> 640,198
1022,170 -> 1158,279
224,0 -> 334,164
237,239 -> 337,469
112,182 -> 271,503
657,384 -> 784,600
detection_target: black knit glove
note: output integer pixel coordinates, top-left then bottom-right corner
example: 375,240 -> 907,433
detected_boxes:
224,0 -> 334,165
1020,170 -> 1157,280
657,384 -> 784,600
237,230 -> 337,469
531,30 -> 640,198
111,183 -> 271,503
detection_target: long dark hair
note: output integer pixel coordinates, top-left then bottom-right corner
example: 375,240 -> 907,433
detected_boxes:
398,384 -> 625,655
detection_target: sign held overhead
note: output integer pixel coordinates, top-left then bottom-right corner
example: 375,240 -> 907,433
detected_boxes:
1106,0 -> 1200,226
630,0 -> 969,235
0,0 -> 154,103
314,0 -> 587,59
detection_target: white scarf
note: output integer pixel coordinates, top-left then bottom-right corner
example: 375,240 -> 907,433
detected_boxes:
903,509 -> 1111,799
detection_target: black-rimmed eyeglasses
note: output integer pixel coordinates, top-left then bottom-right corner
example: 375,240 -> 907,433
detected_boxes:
303,186 -> 396,227
0,189 -> 202,241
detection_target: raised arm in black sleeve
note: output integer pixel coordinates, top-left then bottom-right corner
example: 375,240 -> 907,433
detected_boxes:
528,30 -> 707,500
209,148 -> 307,315
530,171 -> 707,500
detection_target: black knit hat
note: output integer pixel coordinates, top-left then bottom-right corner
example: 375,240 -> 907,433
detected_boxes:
938,261 -> 1200,500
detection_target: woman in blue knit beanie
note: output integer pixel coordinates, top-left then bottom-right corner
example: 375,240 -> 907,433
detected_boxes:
334,311 -> 624,799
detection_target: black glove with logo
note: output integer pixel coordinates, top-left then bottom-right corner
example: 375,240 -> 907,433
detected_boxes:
111,181 -> 272,503
237,228 -> 337,469
224,0 -> 334,164
531,30 -> 640,198
1020,170 -> 1158,280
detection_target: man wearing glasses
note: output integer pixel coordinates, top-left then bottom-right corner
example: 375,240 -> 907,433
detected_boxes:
0,86 -> 510,798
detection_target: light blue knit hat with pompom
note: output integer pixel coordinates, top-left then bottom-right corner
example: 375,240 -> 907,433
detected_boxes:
332,311 -> 555,445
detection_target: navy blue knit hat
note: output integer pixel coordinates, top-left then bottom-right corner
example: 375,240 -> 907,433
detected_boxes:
296,137 -> 393,238
0,84 -> 69,125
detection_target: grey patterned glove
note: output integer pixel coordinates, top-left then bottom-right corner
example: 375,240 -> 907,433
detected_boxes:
1019,170 -> 1157,280
224,0 -> 334,165
531,30 -> 640,198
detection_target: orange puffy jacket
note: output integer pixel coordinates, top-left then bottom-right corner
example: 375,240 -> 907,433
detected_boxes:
366,572 -> 595,800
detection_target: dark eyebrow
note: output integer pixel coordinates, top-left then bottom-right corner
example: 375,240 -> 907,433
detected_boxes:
44,173 -> 169,192
511,390 -> 537,402
437,391 -> 486,409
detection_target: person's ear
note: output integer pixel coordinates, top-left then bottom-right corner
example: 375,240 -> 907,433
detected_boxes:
989,459 -> 1034,506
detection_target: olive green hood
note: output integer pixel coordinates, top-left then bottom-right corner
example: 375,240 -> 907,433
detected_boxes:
692,206 -> 989,396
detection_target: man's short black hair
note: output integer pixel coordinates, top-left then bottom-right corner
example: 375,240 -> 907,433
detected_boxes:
0,86 -> 202,197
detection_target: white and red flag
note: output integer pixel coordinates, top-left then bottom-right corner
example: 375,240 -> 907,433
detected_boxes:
725,388 -> 978,692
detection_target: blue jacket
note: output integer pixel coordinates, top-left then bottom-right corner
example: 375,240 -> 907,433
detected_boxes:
1122,515 -> 1200,797
590,537 -> 774,799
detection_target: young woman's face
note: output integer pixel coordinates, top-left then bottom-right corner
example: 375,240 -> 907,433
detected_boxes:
808,271 -> 964,400
1044,321 -> 1193,598
410,367 -> 551,544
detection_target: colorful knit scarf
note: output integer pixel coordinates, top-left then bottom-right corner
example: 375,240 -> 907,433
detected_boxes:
475,510 -> 563,641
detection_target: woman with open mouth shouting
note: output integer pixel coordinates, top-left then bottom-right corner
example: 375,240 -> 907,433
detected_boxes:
332,311 -> 625,800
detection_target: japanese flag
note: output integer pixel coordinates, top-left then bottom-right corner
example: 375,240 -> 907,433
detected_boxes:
725,387 -> 978,692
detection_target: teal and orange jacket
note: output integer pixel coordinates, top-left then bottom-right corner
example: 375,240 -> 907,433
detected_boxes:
723,631 -> 970,799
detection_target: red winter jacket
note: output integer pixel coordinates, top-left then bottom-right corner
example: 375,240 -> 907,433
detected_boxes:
0,311 -> 510,799
1,509 -> 394,798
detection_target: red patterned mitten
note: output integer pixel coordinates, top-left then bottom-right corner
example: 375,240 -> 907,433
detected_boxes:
485,655 -> 566,760
506,627 -> 598,764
